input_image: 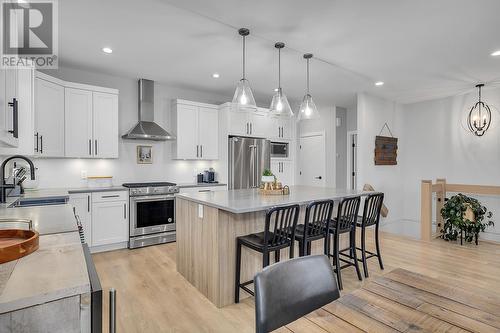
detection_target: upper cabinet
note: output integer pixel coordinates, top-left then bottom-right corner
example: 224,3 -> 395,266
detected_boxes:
65,89 -> 119,158
0,66 -> 34,150
0,65 -> 35,155
34,76 -> 65,157
222,103 -> 295,141
172,99 -> 218,160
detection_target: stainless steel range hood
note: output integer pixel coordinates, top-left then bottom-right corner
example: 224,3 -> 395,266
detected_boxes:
122,79 -> 175,141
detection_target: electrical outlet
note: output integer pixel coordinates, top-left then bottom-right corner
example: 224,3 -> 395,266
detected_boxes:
198,204 -> 203,219
81,170 -> 87,179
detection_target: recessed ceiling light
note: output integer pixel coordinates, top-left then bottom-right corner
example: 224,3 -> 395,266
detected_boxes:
102,47 -> 113,54
491,50 -> 500,56
375,81 -> 384,86
212,73 -> 220,78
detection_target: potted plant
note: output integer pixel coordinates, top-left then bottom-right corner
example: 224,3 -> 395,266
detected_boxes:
261,169 -> 275,183
440,193 -> 494,245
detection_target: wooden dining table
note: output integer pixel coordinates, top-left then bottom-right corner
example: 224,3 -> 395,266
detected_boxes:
281,268 -> 500,332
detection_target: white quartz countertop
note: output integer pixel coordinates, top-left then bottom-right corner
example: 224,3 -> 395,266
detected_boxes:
176,186 -> 370,214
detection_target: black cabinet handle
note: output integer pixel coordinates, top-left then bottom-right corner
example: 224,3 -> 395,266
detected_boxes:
200,145 -> 203,158
250,123 -> 252,135
87,195 -> 90,212
34,132 -> 39,152
89,139 -> 92,156
246,123 -> 249,135
40,135 -> 43,154
7,98 -> 18,138
95,140 -> 98,155
123,203 -> 126,219
102,195 -> 119,198
196,145 -> 199,158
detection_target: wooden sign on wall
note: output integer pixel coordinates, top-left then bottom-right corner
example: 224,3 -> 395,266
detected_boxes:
374,136 -> 398,165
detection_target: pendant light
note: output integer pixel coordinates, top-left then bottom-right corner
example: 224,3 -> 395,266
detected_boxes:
270,42 -> 293,117
467,84 -> 492,136
232,28 -> 256,109
298,53 -> 319,121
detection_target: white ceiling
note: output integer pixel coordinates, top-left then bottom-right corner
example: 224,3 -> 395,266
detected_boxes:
59,0 -> 500,108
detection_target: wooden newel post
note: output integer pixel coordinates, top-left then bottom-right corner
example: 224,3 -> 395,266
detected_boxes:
420,180 -> 433,241
435,178 -> 446,237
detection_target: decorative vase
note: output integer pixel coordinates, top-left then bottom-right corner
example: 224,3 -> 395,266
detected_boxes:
261,176 -> 275,183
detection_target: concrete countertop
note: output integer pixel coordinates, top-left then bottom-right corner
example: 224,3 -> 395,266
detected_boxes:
0,232 -> 90,314
176,186 -> 369,214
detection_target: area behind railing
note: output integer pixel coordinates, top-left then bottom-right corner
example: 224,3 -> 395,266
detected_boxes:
420,179 -> 500,241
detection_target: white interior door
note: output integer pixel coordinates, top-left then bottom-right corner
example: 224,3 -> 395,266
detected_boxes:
298,133 -> 326,187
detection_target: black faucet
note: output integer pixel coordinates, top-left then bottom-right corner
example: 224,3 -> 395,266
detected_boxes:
0,155 -> 36,203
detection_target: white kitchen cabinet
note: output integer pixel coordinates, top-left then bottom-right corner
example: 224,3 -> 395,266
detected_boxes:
271,160 -> 294,186
93,92 -> 119,158
227,110 -> 249,136
69,193 -> 92,245
34,77 -> 65,157
173,100 -> 218,160
271,116 -> 293,140
248,111 -> 270,138
228,109 -> 271,138
0,66 -> 35,155
91,195 -> 128,247
65,88 -> 92,157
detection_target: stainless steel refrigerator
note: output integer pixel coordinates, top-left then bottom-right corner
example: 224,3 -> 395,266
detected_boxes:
228,136 -> 270,190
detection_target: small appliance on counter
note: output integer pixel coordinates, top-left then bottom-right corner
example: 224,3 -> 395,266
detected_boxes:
201,168 -> 217,183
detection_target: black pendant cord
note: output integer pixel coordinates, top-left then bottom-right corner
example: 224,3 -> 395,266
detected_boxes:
278,47 -> 281,90
242,35 -> 246,80
306,58 -> 310,94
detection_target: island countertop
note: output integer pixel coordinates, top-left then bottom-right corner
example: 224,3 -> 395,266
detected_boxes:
176,185 -> 368,214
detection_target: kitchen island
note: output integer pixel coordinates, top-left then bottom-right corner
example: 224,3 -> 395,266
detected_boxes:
176,186 -> 367,307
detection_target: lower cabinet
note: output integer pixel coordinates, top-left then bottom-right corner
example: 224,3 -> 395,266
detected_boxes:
271,160 -> 294,186
70,190 -> 128,252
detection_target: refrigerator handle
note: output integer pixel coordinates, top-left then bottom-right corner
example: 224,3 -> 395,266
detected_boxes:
254,145 -> 259,188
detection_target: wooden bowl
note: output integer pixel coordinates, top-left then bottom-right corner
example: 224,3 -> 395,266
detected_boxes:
0,229 -> 39,264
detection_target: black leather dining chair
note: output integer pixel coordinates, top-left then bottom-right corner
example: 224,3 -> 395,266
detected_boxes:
254,255 -> 340,333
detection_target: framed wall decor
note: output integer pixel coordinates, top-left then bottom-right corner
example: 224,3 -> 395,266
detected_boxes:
374,123 -> 398,165
137,145 -> 153,164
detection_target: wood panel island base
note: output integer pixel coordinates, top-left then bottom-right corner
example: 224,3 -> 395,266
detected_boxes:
175,186 -> 366,308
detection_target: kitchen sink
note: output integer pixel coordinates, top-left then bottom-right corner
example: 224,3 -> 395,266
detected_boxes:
9,197 -> 68,208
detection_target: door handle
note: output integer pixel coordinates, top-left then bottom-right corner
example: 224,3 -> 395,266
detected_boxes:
7,98 -> 18,138
34,132 -> 39,152
315,176 -> 322,180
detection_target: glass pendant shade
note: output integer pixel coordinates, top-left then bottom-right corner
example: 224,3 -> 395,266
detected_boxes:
233,78 -> 256,108
297,53 -> 320,121
233,28 -> 257,110
467,84 -> 492,137
298,93 -> 319,120
270,88 -> 293,117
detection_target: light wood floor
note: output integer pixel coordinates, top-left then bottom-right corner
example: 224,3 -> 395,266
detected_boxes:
93,231 -> 500,333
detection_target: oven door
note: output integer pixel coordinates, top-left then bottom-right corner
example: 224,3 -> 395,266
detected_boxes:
130,195 -> 175,236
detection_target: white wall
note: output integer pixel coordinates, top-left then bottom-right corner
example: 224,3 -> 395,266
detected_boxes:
28,66 -> 231,188
399,88 -> 500,241
357,90 -> 500,241
357,92 -> 404,223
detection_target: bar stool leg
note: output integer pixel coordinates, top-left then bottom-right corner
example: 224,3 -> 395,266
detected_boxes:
298,240 -> 305,257
274,249 -> 280,263
306,241 -> 312,255
263,251 -> 270,268
351,229 -> 362,281
333,233 -> 343,290
235,240 -> 242,303
375,225 -> 384,270
361,226 -> 369,278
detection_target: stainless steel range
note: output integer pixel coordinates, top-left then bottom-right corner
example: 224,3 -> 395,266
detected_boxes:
123,182 -> 179,249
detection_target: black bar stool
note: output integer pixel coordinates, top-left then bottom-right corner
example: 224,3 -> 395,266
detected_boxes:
356,192 -> 385,278
293,200 -> 334,256
326,196 -> 362,290
235,204 -> 300,303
